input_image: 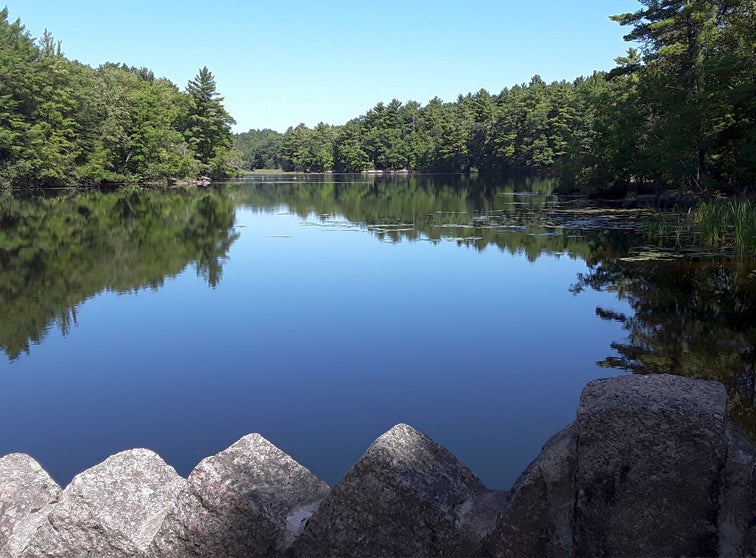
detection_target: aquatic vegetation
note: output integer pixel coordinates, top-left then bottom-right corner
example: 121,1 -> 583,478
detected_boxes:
694,200 -> 756,258
643,199 -> 756,259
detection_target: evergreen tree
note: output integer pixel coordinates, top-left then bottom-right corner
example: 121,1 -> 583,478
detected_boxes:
184,66 -> 236,178
610,0 -> 755,189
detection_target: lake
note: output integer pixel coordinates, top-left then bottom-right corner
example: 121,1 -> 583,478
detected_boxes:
1,174 -> 754,490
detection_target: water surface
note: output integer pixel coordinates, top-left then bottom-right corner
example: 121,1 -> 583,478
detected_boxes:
1,174 -> 753,489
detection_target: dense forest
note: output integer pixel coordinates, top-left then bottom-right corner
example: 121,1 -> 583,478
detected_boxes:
0,8 -> 238,187
236,0 -> 754,195
2,1 -> 753,193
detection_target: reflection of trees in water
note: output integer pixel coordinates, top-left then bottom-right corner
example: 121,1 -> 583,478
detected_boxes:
572,256 -> 756,436
233,174 -> 631,262
0,188 -> 238,360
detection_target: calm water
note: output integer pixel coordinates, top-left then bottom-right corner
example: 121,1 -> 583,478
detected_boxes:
1,174 -> 754,490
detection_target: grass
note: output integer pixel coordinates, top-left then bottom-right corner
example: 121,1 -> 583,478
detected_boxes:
694,199 -> 756,258
644,198 -> 756,259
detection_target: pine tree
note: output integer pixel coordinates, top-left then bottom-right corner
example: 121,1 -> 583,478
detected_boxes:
184,66 -> 236,177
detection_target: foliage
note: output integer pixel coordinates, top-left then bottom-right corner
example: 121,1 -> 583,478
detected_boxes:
234,128 -> 283,170
235,1 -> 753,196
3,3 -> 752,194
0,9 -> 237,187
694,199 -> 756,257
184,66 -> 238,178
600,0 -> 755,191
245,81 -> 583,175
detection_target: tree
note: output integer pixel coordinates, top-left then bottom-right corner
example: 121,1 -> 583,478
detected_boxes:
234,129 -> 283,170
610,0 -> 755,190
184,66 -> 236,178
333,118 -> 371,172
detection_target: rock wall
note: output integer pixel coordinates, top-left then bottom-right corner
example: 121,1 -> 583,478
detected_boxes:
2,374 -> 755,558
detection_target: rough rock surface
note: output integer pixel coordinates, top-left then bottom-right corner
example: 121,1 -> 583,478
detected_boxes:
482,424 -> 577,558
148,433 -> 329,558
574,374 -> 729,558
6,448 -> 185,558
719,423 -> 756,557
3,374 -> 756,558
293,423 -> 502,558
0,454 -> 61,558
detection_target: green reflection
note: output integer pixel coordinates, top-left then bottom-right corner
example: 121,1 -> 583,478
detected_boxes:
234,173 -> 753,438
231,173 -> 632,262
573,255 -> 756,437
3,171 -> 754,439
0,187 -> 237,360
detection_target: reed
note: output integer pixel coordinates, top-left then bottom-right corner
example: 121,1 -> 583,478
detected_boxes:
694,199 -> 756,257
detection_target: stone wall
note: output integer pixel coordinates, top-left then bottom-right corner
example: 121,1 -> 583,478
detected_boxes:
1,374 -> 755,557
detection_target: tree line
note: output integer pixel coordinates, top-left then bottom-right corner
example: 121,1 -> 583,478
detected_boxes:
0,8 -> 237,188
236,0 -> 754,195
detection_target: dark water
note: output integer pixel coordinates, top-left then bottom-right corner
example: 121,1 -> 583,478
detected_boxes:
1,174 -> 754,490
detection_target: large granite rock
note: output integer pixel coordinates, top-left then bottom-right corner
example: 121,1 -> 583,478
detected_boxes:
719,423 -> 756,557
484,373 -> 750,558
574,374 -> 729,557
3,374 -> 755,557
6,448 -> 185,558
0,454 -> 61,558
148,433 -> 329,558
482,424 -> 577,558
293,423 -> 505,558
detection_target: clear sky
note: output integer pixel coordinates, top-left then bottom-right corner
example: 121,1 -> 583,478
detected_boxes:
8,1 -> 641,133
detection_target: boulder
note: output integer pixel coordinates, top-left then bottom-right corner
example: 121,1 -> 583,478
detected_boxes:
482,424 -> 577,558
574,374 -> 728,558
0,454 -> 61,557
7,448 -> 185,558
293,423 -> 503,558
719,423 -> 756,557
148,433 -> 329,557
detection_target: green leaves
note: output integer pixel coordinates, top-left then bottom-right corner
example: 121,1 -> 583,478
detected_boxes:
267,80 -> 582,175
604,0 -> 755,190
0,11 -> 237,187
184,66 -> 236,177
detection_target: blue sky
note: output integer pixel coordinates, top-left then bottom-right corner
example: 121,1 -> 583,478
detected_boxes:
9,1 -> 641,133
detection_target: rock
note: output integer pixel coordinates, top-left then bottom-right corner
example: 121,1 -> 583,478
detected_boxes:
719,423 -> 756,557
4,375 -> 755,557
0,454 -> 61,557
293,423 -> 499,558
483,424 -> 577,558
574,374 -> 728,558
8,448 -> 185,558
149,433 -> 329,558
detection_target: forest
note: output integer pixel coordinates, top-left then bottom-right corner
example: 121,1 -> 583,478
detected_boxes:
0,8 -> 238,187
236,0 -> 754,196
1,1 -> 754,195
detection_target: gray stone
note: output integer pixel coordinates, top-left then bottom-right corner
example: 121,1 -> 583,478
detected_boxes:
720,424 -> 756,557
0,454 -> 61,558
574,374 -> 728,558
9,448 -> 185,558
149,433 -> 329,557
293,423 -> 496,558
483,424 -> 577,558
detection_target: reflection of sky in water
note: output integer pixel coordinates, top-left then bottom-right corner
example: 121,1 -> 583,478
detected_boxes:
1,206 -> 630,490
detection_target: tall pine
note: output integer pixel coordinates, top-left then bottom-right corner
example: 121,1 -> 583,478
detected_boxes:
611,0 -> 755,189
184,66 -> 236,178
